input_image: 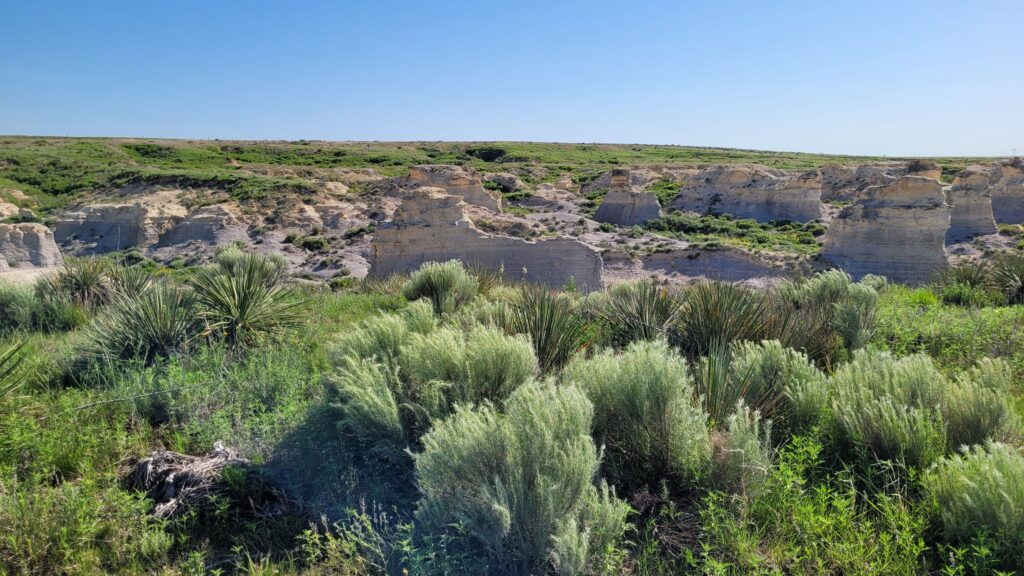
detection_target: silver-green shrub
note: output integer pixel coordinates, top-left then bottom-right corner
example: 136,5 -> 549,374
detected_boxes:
415,381 -> 628,575
923,442 -> 1024,570
563,340 -> 711,493
728,340 -> 827,433
401,260 -> 479,316
713,400 -> 774,495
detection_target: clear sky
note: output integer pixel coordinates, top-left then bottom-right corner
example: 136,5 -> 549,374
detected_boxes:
1,1 -> 1021,156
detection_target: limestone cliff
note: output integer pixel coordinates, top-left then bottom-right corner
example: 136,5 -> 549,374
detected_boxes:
55,202 -> 187,253
674,165 -> 823,222
991,158 -> 1024,224
593,169 -> 662,226
370,188 -> 602,291
404,165 -> 502,212
821,176 -> 949,284
0,223 -> 62,267
947,166 -> 997,242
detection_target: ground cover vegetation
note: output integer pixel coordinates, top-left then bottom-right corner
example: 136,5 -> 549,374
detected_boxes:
1,253 -> 1023,575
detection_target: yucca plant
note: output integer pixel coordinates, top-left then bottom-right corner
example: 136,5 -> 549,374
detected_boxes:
43,257 -> 114,308
600,279 -> 684,348
110,265 -> 155,295
993,253 -> 1024,305
673,281 -> 768,358
506,285 -> 594,374
0,341 -> 26,414
467,263 -> 505,296
401,260 -> 479,315
190,253 -> 303,348
936,261 -> 994,290
81,283 -> 201,363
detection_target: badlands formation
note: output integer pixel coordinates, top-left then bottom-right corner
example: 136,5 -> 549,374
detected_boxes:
1,154 -> 1021,289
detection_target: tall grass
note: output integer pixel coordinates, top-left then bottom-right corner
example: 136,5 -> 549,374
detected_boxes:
563,340 -> 711,493
415,381 -> 629,575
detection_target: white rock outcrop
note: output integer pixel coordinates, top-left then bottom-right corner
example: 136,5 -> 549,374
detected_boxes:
674,165 -> 823,222
0,223 -> 62,267
991,158 -> 1024,224
821,176 -> 949,284
158,205 -> 249,247
947,166 -> 997,242
593,169 -> 662,226
404,165 -> 502,212
370,187 -> 602,291
55,202 -> 187,253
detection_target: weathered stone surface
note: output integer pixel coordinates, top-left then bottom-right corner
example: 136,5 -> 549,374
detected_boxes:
0,254 -> 8,272
159,205 -> 249,247
404,165 -> 502,212
483,172 -> 524,194
0,203 -> 35,220
674,165 -> 823,222
370,188 -> 602,291
582,168 -> 662,194
991,157 -> 1024,224
642,246 -> 784,282
594,169 -> 662,226
821,176 -> 949,284
0,223 -> 62,267
820,164 -> 898,202
906,159 -> 942,181
947,166 -> 997,242
55,202 -> 187,253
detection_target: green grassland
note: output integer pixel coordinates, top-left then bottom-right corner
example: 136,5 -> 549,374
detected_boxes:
0,136 -> 994,210
2,253 -> 1024,575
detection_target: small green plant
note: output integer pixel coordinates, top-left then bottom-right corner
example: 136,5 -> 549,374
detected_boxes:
401,260 -> 479,316
993,253 -> 1024,304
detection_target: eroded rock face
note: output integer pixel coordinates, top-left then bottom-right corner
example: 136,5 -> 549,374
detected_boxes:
159,205 -> 249,247
594,169 -> 662,226
820,164 -> 898,202
907,159 -> 942,181
55,202 -> 187,253
991,158 -> 1024,224
674,165 -> 823,222
582,168 -> 662,194
0,223 -> 62,267
821,176 -> 949,284
483,172 -> 524,194
370,187 -> 602,291
405,165 -> 502,212
947,166 -> 997,242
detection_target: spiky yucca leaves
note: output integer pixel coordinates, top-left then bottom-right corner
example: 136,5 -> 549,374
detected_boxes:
923,442 -> 1024,571
506,285 -> 595,374
935,261 -> 1002,307
467,263 -> 505,296
215,245 -> 288,286
993,253 -> 1024,304
43,257 -> 114,308
189,253 -> 303,348
81,283 -> 201,364
673,281 -> 768,358
562,340 -> 711,493
415,381 -> 629,575
729,340 -> 827,435
110,265 -> 155,295
600,279 -> 684,348
0,341 -> 26,414
936,260 -> 994,290
401,260 -> 479,316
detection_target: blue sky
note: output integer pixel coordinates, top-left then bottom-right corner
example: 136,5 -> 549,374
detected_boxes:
1,1 -> 1021,156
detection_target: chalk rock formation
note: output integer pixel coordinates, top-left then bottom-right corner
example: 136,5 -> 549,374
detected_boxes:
370,188 -> 602,291
55,202 -> 187,253
0,223 -> 62,267
483,172 -> 524,194
821,176 -> 949,284
820,164 -> 898,202
594,169 -> 662,226
674,165 -> 823,222
159,205 -> 249,247
946,166 -> 998,242
907,159 -> 942,181
404,165 -> 501,212
991,158 -> 1024,223
582,168 -> 662,194
0,202 -> 34,220
0,254 -> 8,272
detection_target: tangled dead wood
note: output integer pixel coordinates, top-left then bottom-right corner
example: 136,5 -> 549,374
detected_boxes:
124,442 -> 294,519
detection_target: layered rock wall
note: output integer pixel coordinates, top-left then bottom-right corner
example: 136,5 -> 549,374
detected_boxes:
991,158 -> 1024,223
404,165 -> 502,212
594,169 -> 662,226
55,203 -> 187,253
0,223 -> 62,267
821,176 -> 949,284
674,165 -> 822,222
370,188 -> 602,291
947,167 -> 997,241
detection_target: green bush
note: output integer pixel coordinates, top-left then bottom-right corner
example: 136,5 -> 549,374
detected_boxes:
713,400 -> 773,494
600,279 -> 683,348
401,260 -> 479,315
729,340 -> 827,434
80,282 -> 201,364
563,340 -> 711,493
506,285 -> 594,374
190,252 -> 303,348
0,280 -> 35,332
414,381 -> 629,575
331,301 -> 433,368
673,281 -> 768,357
923,442 -> 1024,571
993,252 -> 1024,304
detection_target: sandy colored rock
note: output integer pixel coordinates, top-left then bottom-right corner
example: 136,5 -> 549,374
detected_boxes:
0,223 -> 62,267
947,166 -> 998,242
0,203 -> 34,220
906,159 -> 942,181
594,169 -> 662,226
582,167 -> 662,194
404,165 -> 502,212
991,157 -> 1024,224
55,200 -> 187,253
674,165 -> 823,222
483,172 -> 524,193
821,176 -> 949,284
159,205 -> 249,247
370,187 -> 602,291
